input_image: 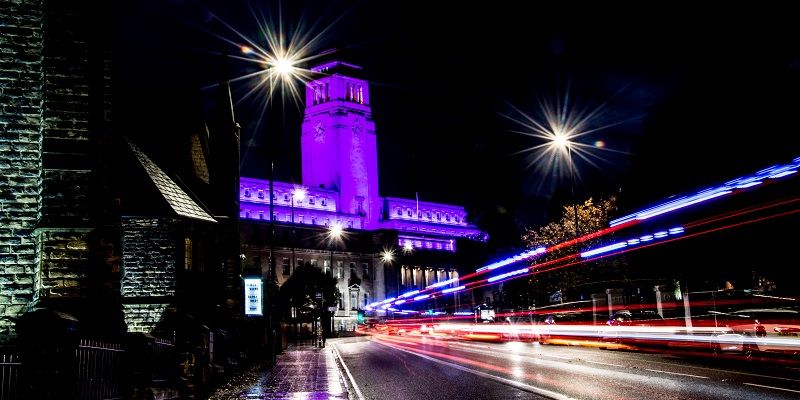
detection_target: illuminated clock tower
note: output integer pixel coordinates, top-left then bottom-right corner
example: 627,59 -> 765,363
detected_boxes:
301,60 -> 380,228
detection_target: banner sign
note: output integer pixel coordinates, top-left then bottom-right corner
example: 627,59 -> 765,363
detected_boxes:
244,278 -> 263,316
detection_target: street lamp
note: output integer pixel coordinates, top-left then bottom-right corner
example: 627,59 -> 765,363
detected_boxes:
328,223 -> 343,337
551,130 -> 579,239
290,187 -> 307,272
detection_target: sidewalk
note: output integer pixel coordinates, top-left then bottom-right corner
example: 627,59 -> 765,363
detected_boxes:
209,343 -> 350,400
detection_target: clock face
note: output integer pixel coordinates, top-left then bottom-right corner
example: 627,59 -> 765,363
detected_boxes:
314,121 -> 325,138
351,117 -> 364,136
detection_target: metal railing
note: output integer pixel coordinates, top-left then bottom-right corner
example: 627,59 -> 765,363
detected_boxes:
0,353 -> 21,400
75,339 -> 125,400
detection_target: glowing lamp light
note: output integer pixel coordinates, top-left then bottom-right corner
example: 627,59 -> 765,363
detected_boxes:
552,131 -> 570,150
292,187 -> 307,202
272,56 -> 296,77
381,249 -> 395,263
329,223 -> 343,240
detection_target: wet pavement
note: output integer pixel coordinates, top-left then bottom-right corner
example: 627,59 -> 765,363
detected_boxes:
209,343 -> 349,400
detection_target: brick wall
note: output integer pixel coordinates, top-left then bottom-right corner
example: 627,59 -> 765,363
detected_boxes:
0,0 -> 44,336
121,217 -> 177,333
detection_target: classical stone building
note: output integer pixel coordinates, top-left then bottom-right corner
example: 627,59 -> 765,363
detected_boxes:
240,60 -> 486,330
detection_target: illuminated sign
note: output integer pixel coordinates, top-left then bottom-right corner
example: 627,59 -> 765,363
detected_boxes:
244,278 -> 263,316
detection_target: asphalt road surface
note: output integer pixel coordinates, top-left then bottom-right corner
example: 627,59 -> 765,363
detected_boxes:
331,335 -> 800,400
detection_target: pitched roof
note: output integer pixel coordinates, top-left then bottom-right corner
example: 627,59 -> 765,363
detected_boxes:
127,139 -> 216,223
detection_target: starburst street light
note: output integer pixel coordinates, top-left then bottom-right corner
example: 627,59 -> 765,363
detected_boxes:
381,249 -> 395,264
505,92 -> 636,239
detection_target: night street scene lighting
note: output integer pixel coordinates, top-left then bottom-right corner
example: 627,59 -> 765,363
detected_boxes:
2,1 -> 800,400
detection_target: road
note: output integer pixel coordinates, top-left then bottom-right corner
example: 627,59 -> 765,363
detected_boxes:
332,335 -> 800,400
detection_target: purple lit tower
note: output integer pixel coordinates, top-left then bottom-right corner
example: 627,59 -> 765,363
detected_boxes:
240,60 -> 482,246
302,61 -> 380,228
239,59 -> 484,326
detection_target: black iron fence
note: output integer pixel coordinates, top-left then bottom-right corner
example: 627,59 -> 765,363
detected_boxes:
0,353 -> 21,400
75,339 -> 125,400
0,336 -> 181,400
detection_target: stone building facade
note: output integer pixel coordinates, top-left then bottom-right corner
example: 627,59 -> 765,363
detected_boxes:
0,0 -> 239,339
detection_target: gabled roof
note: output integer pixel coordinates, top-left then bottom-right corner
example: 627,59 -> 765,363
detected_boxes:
127,139 -> 216,223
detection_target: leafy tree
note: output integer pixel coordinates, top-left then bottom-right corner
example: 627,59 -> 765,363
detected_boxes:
506,197 -> 626,308
277,263 -> 339,323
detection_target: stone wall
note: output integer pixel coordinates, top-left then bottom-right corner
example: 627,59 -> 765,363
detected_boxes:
122,303 -> 171,334
121,217 -> 177,333
0,0 -> 44,336
38,229 -> 89,298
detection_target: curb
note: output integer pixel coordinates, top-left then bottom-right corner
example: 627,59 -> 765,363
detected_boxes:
330,344 -> 365,400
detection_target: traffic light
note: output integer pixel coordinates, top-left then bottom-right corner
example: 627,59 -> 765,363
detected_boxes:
357,309 -> 365,323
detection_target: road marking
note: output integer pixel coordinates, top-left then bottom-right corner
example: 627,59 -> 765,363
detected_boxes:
373,339 -> 576,400
583,360 -> 627,368
331,344 -> 365,400
644,369 -> 709,379
743,382 -> 800,394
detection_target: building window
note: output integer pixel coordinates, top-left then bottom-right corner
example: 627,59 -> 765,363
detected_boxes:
336,261 -> 343,279
455,216 -> 460,223
298,215 -> 304,223
323,260 -> 330,276
321,199 -> 327,206
286,214 -> 291,222
273,213 -> 277,221
309,197 -> 315,205
349,262 -> 356,278
445,214 -> 450,222
297,258 -> 304,269
358,86 -> 364,104
310,259 -> 318,268
259,212 -> 264,220
311,217 -> 316,225
282,258 -> 290,275
436,212 -> 441,220
284,194 -> 289,202
245,211 -> 250,218
244,189 -> 251,198
338,290 -> 344,310
257,191 -> 264,199
184,238 -> 192,271
407,209 -> 412,217
272,193 -> 276,200
396,208 -> 402,216
363,293 -> 368,307
348,220 -> 354,228
362,263 -> 369,279
350,291 -> 357,310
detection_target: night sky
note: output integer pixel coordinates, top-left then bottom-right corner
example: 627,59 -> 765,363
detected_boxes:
115,1 -> 800,250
